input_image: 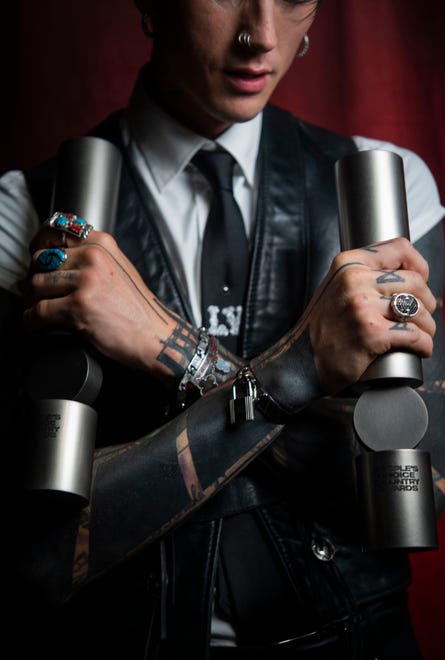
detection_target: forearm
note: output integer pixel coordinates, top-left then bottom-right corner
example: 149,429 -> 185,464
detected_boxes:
19,317 -> 325,605
414,223 -> 445,516
20,385 -> 282,605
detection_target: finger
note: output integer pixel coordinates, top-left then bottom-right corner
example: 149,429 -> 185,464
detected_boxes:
336,262 -> 436,314
28,269 -> 79,301
381,319 -> 434,359
29,245 -> 78,277
24,295 -> 75,330
381,295 -> 436,338
33,247 -> 67,273
32,245 -> 76,267
342,271 -> 437,336
29,222 -> 100,254
377,275 -> 436,315
29,225 -> 68,253
334,237 -> 430,283
29,227 -> 96,253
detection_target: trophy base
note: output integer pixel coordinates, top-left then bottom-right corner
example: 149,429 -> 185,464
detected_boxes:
357,449 -> 438,551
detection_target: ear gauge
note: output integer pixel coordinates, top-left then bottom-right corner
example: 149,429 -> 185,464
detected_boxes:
296,34 -> 310,58
141,12 -> 154,38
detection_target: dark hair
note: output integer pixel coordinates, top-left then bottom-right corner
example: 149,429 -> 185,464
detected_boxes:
133,0 -> 323,16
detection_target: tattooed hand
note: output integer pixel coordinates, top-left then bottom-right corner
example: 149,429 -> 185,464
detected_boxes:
252,237 -> 436,410
25,227 -> 216,383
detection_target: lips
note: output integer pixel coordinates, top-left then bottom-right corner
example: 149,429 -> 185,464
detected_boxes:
224,68 -> 271,93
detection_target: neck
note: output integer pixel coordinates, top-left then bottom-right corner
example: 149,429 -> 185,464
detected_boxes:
142,62 -> 232,139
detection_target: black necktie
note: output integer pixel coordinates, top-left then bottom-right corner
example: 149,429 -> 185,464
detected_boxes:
193,150 -> 249,353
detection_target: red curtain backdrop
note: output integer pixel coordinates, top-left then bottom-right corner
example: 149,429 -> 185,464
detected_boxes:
1,1 -> 444,657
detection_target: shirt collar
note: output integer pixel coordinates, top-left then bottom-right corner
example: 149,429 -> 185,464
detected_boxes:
125,67 -> 262,192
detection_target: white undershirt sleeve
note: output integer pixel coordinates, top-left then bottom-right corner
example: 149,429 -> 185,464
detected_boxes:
353,136 -> 444,243
0,170 -> 39,295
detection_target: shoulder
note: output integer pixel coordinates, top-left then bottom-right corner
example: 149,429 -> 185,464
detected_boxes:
0,111 -> 126,295
26,110 -> 126,221
263,105 -> 357,170
0,169 -> 39,294
353,136 -> 444,242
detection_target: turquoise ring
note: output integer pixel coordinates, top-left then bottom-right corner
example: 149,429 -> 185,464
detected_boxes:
46,211 -> 94,240
37,247 -> 67,272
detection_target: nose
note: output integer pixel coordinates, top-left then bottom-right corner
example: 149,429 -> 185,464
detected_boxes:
244,0 -> 278,53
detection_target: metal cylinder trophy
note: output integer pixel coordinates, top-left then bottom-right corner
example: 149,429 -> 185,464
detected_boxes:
26,137 -> 122,506
335,149 -> 437,551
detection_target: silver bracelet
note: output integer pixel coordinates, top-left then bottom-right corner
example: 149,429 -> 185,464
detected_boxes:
177,328 -> 230,409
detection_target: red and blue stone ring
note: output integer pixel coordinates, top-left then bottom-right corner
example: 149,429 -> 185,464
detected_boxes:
46,211 -> 94,240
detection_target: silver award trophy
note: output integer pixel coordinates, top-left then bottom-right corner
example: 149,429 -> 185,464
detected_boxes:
26,137 -> 122,506
335,149 -> 437,550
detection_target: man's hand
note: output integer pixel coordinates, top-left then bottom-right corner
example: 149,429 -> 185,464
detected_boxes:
26,227 -> 182,380
252,237 -> 436,413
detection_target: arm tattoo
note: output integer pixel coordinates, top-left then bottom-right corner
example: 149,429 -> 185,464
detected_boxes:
88,242 -> 244,382
88,242 -> 169,325
72,506 -> 90,589
374,269 -> 405,284
432,467 -> 445,497
389,321 -> 412,332
255,261 -> 364,366
175,412 -> 204,503
362,240 -> 395,254
157,322 -> 200,378
380,294 -> 412,331
65,391 -> 281,593
155,296 -> 243,381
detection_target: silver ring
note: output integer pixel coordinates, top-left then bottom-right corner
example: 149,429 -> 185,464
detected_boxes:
390,293 -> 420,322
238,31 -> 252,50
46,211 -> 94,240
37,247 -> 67,272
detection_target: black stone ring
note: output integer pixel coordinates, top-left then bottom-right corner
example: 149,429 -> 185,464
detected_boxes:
390,292 -> 420,322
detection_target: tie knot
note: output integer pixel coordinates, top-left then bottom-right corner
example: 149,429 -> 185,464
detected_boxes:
192,150 -> 235,193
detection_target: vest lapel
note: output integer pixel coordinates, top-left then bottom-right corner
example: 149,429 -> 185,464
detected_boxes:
114,154 -> 194,322
87,111 -> 195,323
241,106 -> 308,358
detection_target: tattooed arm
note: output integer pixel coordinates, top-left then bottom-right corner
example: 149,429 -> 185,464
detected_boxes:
21,231 -> 438,605
412,223 -> 445,515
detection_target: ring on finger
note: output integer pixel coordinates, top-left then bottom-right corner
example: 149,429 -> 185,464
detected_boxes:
390,292 -> 420,323
37,247 -> 67,272
46,211 -> 94,240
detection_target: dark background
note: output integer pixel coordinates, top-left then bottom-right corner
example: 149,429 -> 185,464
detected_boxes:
1,1 -> 444,656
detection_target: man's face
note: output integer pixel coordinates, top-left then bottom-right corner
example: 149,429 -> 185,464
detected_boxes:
149,0 -> 318,136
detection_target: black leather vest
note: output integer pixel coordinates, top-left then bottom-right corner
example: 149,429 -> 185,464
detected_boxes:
25,105 -> 411,659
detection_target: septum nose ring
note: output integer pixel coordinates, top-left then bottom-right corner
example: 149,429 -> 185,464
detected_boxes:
238,31 -> 253,50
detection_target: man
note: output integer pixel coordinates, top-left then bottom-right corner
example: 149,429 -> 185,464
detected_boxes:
1,1 -> 444,658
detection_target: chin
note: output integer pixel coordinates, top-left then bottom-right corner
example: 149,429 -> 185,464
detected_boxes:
216,96 -> 269,125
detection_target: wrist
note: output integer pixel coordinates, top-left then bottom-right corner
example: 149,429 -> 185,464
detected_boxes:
250,327 -> 324,418
176,327 -> 232,409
